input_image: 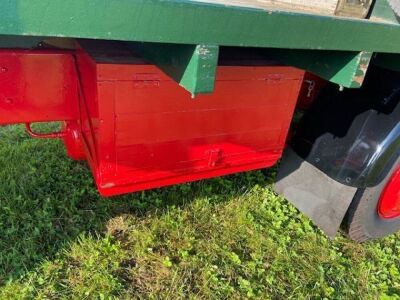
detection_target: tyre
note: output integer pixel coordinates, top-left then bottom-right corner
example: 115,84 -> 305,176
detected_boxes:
345,157 -> 400,242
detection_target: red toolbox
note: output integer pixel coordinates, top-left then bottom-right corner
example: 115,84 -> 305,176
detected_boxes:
73,44 -> 305,196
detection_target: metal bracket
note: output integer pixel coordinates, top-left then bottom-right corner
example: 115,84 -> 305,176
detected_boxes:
373,53 -> 400,72
268,49 -> 372,88
370,0 -> 400,23
129,42 -> 219,96
369,0 -> 400,72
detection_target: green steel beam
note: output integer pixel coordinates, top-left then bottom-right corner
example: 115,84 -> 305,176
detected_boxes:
368,0 -> 400,73
131,43 -> 219,96
371,0 -> 399,24
269,50 -> 373,88
373,53 -> 400,72
0,0 -> 400,53
0,35 -> 44,49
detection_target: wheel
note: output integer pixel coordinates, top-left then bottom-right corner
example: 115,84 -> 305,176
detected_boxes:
388,0 -> 400,17
345,157 -> 400,242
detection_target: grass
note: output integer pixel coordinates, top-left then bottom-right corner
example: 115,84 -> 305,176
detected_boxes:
0,124 -> 399,299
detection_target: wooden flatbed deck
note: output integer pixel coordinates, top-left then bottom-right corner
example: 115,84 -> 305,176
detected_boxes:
194,0 -> 339,16
0,0 -> 398,53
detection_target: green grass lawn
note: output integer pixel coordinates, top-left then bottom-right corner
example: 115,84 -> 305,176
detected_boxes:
0,124 -> 399,299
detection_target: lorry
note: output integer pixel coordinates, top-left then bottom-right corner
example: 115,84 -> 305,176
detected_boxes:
0,0 -> 398,242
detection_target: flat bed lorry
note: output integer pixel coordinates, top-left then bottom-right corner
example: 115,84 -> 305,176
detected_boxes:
0,0 -> 399,242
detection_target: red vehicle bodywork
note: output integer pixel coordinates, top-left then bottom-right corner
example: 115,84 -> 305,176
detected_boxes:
378,165 -> 400,219
0,46 -> 305,196
0,51 -> 78,124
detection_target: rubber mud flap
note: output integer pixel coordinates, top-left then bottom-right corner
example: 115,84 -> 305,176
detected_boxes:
275,148 -> 358,238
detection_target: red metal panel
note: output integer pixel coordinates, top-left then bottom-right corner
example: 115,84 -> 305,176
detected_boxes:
75,49 -> 100,176
0,47 -> 305,197
77,51 -> 304,196
0,51 -> 78,125
63,121 -> 86,161
378,165 -> 400,219
0,48 -> 305,196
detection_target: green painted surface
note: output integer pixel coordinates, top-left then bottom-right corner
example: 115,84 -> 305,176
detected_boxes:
0,0 -> 399,53
131,43 -> 219,95
269,50 -> 373,88
369,1 -> 400,73
373,53 -> 400,72
371,0 -> 399,24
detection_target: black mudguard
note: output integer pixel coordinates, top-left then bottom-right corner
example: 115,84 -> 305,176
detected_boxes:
276,66 -> 400,237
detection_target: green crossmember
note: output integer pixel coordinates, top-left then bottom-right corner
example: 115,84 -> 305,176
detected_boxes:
130,43 -> 219,96
0,0 -> 400,53
269,50 -> 373,88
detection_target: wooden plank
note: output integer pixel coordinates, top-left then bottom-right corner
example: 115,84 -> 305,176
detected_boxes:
193,0 -> 339,15
336,0 -> 372,18
193,0 -> 372,17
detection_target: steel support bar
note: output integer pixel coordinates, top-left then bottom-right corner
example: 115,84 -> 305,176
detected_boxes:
0,35 -> 44,49
371,0 -> 399,24
373,53 -> 400,72
130,43 -> 219,95
0,0 -> 400,53
269,50 -> 373,88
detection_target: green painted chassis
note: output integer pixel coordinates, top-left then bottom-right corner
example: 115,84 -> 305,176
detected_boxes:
0,0 -> 399,94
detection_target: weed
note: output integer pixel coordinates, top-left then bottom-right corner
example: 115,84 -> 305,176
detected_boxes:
0,125 -> 399,299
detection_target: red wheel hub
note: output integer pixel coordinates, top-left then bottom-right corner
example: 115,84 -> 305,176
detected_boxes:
378,165 -> 400,219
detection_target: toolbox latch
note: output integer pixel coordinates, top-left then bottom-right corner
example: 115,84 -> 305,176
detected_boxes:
207,149 -> 222,167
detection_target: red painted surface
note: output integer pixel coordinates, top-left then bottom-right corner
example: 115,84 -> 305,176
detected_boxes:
0,47 -> 304,196
76,48 -> 305,196
0,51 -> 78,125
378,165 -> 400,219
63,121 -> 86,161
297,72 -> 327,110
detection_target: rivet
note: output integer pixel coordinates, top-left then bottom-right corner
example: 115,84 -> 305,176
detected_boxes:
3,97 -> 13,104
